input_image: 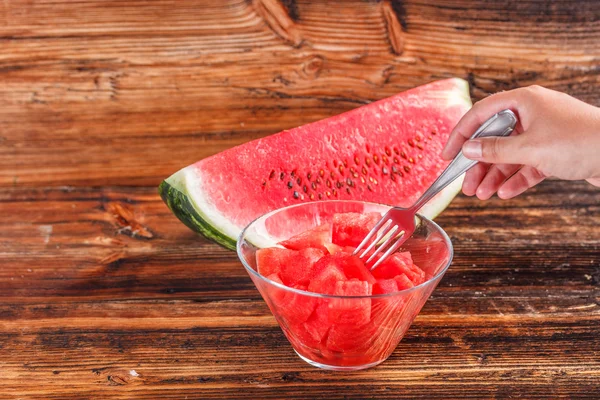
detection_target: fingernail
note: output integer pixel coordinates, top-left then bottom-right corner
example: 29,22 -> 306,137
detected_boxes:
462,140 -> 482,159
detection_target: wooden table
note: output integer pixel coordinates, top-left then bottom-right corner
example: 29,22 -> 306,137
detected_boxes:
2,1 -> 599,398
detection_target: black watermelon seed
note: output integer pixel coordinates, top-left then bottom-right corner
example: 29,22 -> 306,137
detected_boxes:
297,177 -> 302,185
269,170 -> 276,179
390,174 -> 396,182
404,166 -> 411,173
303,185 -> 308,193
311,182 -> 317,190
287,181 -> 293,189
307,172 -> 312,180
408,139 -> 415,147
401,151 -> 407,159
318,193 -> 323,200
291,170 -> 296,177
346,188 -> 351,194
367,185 -> 372,191
293,191 -> 299,199
336,181 -> 342,189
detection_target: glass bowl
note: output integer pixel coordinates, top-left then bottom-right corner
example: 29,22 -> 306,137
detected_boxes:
237,200 -> 453,371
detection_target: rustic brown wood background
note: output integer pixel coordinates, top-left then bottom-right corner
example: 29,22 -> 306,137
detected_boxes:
1,0 -> 599,398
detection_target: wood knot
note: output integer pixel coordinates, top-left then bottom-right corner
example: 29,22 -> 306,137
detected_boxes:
253,0 -> 302,47
301,55 -> 324,80
381,0 -> 405,55
107,202 -> 154,240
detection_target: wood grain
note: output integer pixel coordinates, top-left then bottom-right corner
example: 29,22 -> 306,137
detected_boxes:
2,0 -> 600,398
2,0 -> 600,187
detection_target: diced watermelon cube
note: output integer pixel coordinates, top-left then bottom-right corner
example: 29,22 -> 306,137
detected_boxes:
331,212 -> 382,247
394,273 -> 414,290
371,251 -> 412,278
279,247 -> 325,286
279,223 -> 331,252
373,279 -> 399,295
266,276 -> 317,325
409,263 -> 427,285
307,255 -> 346,295
256,247 -> 297,277
301,301 -> 331,346
335,254 -> 376,284
328,279 -> 372,325
326,320 -> 378,353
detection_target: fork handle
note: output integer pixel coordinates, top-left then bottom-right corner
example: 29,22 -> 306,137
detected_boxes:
409,109 -> 518,213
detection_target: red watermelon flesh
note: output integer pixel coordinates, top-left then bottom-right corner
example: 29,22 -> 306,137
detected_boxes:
269,280 -> 317,325
256,247 -> 297,277
301,301 -> 331,345
372,252 -> 426,285
307,255 -> 346,295
279,223 -> 331,252
394,274 -> 415,290
332,212 -> 382,247
279,248 -> 325,286
328,279 -> 372,325
160,78 -> 471,250
373,279 -> 399,295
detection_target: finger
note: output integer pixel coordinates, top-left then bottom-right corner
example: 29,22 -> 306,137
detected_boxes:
475,164 -> 521,200
462,163 -> 489,196
462,135 -> 528,165
442,89 -> 523,160
497,166 -> 546,199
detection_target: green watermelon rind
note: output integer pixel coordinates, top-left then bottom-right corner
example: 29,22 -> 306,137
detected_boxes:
159,179 -> 237,250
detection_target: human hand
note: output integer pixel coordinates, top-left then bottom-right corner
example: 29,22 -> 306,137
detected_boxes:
441,85 -> 600,199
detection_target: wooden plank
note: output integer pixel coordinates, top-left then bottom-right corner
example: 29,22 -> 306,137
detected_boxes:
0,180 -> 598,398
1,0 -> 600,187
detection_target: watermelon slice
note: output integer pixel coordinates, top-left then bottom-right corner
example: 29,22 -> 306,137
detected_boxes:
159,79 -> 471,249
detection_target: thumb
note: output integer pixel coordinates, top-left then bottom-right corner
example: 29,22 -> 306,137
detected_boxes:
462,136 -> 527,164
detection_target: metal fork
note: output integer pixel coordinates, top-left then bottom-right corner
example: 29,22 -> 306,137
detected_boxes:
354,109 -> 518,270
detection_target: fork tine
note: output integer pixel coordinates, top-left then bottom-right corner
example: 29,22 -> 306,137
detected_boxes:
357,220 -> 394,258
353,216 -> 391,255
369,232 -> 408,271
365,225 -> 399,264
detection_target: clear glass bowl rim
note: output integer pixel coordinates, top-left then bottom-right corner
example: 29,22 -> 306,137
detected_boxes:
236,200 -> 454,299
